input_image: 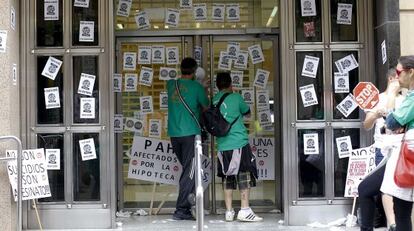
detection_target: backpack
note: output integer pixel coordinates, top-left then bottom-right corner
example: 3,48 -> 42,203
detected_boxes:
201,93 -> 239,137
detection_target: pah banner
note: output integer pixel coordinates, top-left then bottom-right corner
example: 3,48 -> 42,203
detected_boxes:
249,137 -> 275,180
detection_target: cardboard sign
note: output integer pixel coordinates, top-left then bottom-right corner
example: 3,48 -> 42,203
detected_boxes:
114,114 -> 124,133
180,0 -> 192,9
79,138 -> 97,161
337,3 -> 352,25
230,70 -> 243,88
74,0 -> 90,8
257,109 -> 272,126
334,72 -> 350,93
152,45 -> 165,64
301,55 -> 320,78
45,149 -> 60,170
44,87 -> 61,109
256,89 -> 270,109
248,44 -> 265,64
218,51 -> 231,70
165,9 -> 180,28
138,46 -> 152,64
124,74 -> 138,92
253,69 -> 270,89
241,88 -> 254,105
135,11 -> 150,30
381,40 -> 387,64
299,84 -> 318,107
226,4 -> 240,22
336,136 -> 352,159
159,67 -> 178,80
227,42 -> 240,60
301,0 -> 316,16
149,119 -> 162,138
77,73 -> 96,96
336,94 -> 358,118
166,47 -> 179,65
139,67 -> 154,87
123,52 -> 137,71
80,98 -> 95,119
212,4 -> 225,22
79,21 -> 94,42
116,0 -> 132,17
124,117 -> 144,134
44,0 -> 59,21
140,96 -> 153,114
113,74 -> 122,92
234,50 -> 249,69
335,54 -> 359,74
41,56 -> 63,80
159,91 -> 168,110
249,137 -> 275,180
304,133 -> 319,155
193,4 -> 207,21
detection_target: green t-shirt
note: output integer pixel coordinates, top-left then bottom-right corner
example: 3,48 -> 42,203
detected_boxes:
212,91 -> 250,151
393,90 -> 414,130
167,79 -> 209,137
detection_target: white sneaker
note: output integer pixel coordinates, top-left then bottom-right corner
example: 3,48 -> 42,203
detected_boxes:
225,209 -> 235,222
237,208 -> 263,222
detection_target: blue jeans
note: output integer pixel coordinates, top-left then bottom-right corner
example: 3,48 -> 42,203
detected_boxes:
375,148 -> 383,166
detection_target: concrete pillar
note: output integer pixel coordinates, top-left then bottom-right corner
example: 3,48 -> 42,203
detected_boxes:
0,0 -> 20,230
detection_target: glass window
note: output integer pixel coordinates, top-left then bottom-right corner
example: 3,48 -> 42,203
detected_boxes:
330,0 -> 358,42
333,128 -> 360,197
298,129 -> 325,197
73,56 -> 99,124
73,133 -> 100,201
296,51 -> 324,120
36,0 -> 63,47
295,0 -> 322,42
37,134 -> 65,202
72,0 -> 99,46
37,56 -> 64,125
332,51 -> 359,120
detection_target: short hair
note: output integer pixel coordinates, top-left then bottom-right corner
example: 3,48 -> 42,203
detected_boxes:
398,56 -> 414,69
180,57 -> 198,75
387,68 -> 396,78
216,72 -> 232,90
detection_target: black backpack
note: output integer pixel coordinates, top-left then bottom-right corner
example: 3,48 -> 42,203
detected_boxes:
201,93 -> 239,137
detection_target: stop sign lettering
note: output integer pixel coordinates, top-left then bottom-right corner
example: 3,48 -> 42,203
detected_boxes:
353,82 -> 379,110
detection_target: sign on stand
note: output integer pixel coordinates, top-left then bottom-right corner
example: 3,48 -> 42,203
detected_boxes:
353,82 -> 379,110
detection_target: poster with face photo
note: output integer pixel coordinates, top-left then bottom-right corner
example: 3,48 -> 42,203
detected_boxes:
218,51 -> 231,71
193,4 -> 207,21
301,55 -> 320,78
41,56 -> 62,80
138,46 -> 152,65
165,9 -> 180,28
212,3 -> 225,22
124,117 -> 144,134
139,67 -> 154,87
44,0 -> 59,21
79,21 -> 94,42
227,42 -> 240,60
257,109 -> 272,127
226,4 -> 240,22
241,88 -> 254,105
152,45 -> 165,64
114,114 -> 124,133
124,74 -> 138,92
123,52 -> 136,71
334,72 -> 349,93
74,0 -> 90,8
194,46 -> 202,65
381,40 -> 387,64
248,44 -> 265,64
256,90 -> 270,109
79,138 -> 96,161
160,91 -> 168,110
149,119 -> 162,138
135,11 -> 150,30
180,0 -> 192,9
113,74 -> 122,92
304,133 -> 319,155
336,136 -> 352,159
299,84 -> 318,107
335,54 -> 359,74
166,47 -> 179,65
117,0 -> 132,17
337,3 -> 352,25
77,73 -> 96,96
44,87 -> 60,109
234,50 -> 249,70
253,69 -> 270,89
336,94 -> 358,118
45,149 -> 60,170
140,96 -> 153,114
80,98 -> 95,119
301,0 -> 316,17
230,70 -> 243,88
159,67 -> 178,80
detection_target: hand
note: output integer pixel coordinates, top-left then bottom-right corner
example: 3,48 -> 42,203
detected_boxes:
386,80 -> 401,96
375,108 -> 387,118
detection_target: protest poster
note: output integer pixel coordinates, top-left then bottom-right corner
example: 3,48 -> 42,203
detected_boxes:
249,137 -> 275,180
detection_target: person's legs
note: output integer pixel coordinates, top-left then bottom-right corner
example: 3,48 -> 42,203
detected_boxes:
224,189 -> 233,210
240,188 -> 250,208
236,172 -> 262,222
382,194 -> 395,228
393,196 -> 413,231
222,176 -> 236,221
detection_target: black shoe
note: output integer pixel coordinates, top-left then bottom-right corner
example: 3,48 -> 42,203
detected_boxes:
172,213 -> 195,221
388,224 -> 396,231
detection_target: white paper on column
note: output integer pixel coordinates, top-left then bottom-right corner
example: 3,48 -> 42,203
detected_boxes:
114,114 -> 124,133
135,11 -> 151,30
44,87 -> 61,109
123,52 -> 137,71
41,57 -> 63,80
164,114 -> 168,130
336,94 -> 358,118
304,133 -> 319,155
230,70 -> 243,88
138,46 -> 152,64
218,51 -> 232,71
180,0 -> 192,9
117,0 -> 132,17
300,0 -> 316,17
124,117 -> 144,134
149,119 -> 162,138
80,98 -> 95,119
381,40 -> 387,64
165,9 -> 180,28
234,50 -> 249,69
79,138 -> 97,161
0,30 -> 6,53
166,47 -> 180,65
299,84 -> 318,107
301,55 -> 320,78
160,91 -> 168,110
194,46 -> 202,64
337,3 -> 353,25
248,44 -> 265,64
256,89 -> 270,109
139,67 -> 154,87
334,72 -> 350,93
45,149 -> 60,170
12,64 -> 17,86
241,88 -> 254,105
193,4 -> 207,21
152,45 -> 165,64
253,69 -> 270,89
74,0 -> 90,8
159,67 -> 178,80
335,54 -> 359,74
79,21 -> 94,42
226,4 -> 240,22
257,109 -> 272,126
11,6 -> 16,30
77,73 -> 96,96
124,74 -> 138,92
227,42 -> 240,60
140,96 -> 153,114
243,104 -> 254,121
336,136 -> 352,158
211,4 -> 225,22
113,74 -> 122,92
44,0 -> 59,21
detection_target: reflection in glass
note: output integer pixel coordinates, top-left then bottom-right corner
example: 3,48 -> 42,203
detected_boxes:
330,0 -> 358,42
38,134 -> 64,202
37,56 -> 64,124
72,0 -> 99,46
298,129 -> 325,197
36,0 -> 63,47
73,133 -> 100,201
295,0 -> 322,42
333,128 -> 360,197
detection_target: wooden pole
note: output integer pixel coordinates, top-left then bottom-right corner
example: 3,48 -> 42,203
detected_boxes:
149,182 -> 157,215
32,199 -> 43,231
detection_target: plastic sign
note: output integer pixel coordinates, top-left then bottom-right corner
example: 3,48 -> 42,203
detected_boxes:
352,82 -> 379,110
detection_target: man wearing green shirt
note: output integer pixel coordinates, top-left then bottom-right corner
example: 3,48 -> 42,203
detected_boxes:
167,57 -> 209,220
213,72 -> 262,222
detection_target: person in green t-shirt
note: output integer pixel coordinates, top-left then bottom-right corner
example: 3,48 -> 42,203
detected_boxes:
167,57 -> 209,220
213,72 -> 262,222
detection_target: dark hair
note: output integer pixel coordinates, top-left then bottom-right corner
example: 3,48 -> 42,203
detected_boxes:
398,56 -> 414,69
180,57 -> 198,75
386,68 -> 396,78
216,72 -> 232,90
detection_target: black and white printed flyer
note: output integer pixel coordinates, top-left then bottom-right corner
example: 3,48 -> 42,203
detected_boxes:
159,91 -> 168,110
124,73 -> 138,92
226,4 -> 240,22
248,44 -> 265,64
253,69 -> 270,89
212,3 -> 225,22
113,74 -> 122,92
149,119 -> 162,138
79,138 -> 97,161
234,50 -> 249,69
138,46 -> 152,64
299,84 -> 318,107
230,70 -> 243,88
79,21 -> 94,42
77,73 -> 96,96
74,0 -> 90,8
304,133 -> 319,155
44,87 -> 60,109
336,136 -> 352,158
193,4 -> 207,21
135,11 -> 150,30
41,56 -> 63,80
139,67 -> 154,87
140,96 -> 153,114
166,47 -> 179,65
152,45 -> 165,64
46,149 -> 60,170
80,98 -> 95,119
336,94 -> 358,118
117,0 -> 132,17
301,55 -> 320,78
44,0 -> 59,21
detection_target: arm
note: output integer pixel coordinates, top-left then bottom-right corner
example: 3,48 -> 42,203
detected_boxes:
363,111 -> 381,130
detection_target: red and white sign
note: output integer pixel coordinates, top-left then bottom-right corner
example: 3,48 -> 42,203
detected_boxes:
353,82 -> 379,110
